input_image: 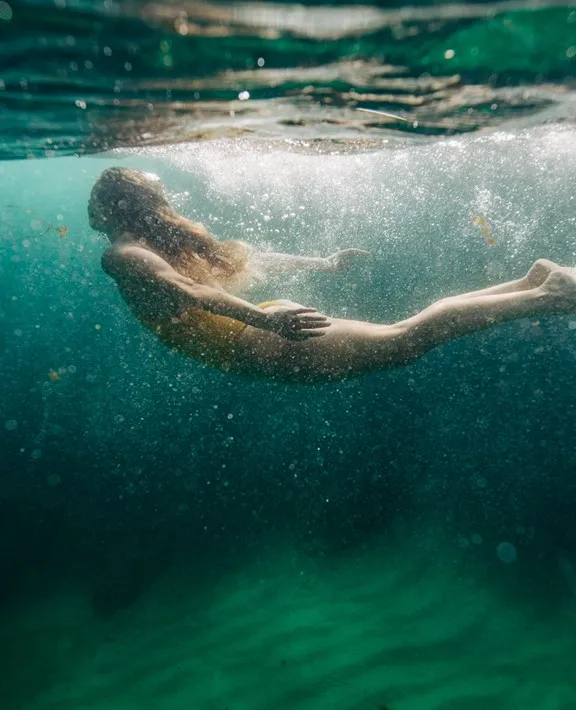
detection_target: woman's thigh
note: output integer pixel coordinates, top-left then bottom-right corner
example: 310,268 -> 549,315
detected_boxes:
233,315 -> 405,382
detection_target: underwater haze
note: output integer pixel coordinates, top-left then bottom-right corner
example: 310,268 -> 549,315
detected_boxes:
3,0 -> 576,707
2,126 -> 576,708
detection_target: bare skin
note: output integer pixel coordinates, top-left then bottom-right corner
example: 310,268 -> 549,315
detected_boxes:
102,237 -> 576,383
233,260 -> 576,382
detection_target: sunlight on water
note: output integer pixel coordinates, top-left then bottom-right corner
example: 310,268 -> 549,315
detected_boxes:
131,126 -> 576,300
4,1 -> 576,156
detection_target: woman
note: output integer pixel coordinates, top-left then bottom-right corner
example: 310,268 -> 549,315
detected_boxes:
90,167 -> 576,383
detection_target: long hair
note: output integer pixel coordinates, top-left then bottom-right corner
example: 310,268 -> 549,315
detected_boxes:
88,167 -> 249,285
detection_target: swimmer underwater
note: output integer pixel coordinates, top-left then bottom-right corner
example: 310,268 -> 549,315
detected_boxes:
91,168 -> 576,384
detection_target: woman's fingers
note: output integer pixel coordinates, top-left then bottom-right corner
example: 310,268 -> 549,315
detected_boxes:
294,309 -> 328,321
295,323 -> 330,333
296,318 -> 330,329
295,329 -> 327,339
299,314 -> 328,323
291,308 -> 330,329
278,307 -> 331,339
303,331 -> 326,338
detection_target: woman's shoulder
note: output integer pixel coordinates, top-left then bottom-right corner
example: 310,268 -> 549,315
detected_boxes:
101,241 -> 168,279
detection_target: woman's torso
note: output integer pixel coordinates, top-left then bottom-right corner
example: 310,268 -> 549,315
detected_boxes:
118,243 -> 251,369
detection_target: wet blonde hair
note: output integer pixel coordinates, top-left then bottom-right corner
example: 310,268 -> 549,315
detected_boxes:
88,167 -> 249,285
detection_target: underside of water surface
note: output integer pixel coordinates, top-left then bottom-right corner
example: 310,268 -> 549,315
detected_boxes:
2,0 -> 576,157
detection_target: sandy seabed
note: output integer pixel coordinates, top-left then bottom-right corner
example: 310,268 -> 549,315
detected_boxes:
3,530 -> 576,710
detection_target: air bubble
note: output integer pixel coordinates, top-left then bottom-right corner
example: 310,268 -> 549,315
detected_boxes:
496,542 -> 517,564
0,2 -> 13,22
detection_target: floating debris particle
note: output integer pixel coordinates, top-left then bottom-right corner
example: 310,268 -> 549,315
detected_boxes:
7,204 -> 69,238
471,214 -> 496,246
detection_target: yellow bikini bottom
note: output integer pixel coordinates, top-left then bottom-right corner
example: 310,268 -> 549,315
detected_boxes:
153,300 -> 284,368
203,300 -> 283,341
218,300 -> 284,340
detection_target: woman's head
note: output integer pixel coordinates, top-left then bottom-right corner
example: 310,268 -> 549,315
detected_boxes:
89,167 -> 249,284
88,167 -> 169,236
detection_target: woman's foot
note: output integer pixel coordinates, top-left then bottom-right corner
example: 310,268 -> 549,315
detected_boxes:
540,268 -> 576,309
524,259 -> 561,288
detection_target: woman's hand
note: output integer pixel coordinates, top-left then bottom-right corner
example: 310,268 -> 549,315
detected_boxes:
326,248 -> 370,272
263,307 -> 331,340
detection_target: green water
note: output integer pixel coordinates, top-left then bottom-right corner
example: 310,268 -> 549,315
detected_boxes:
3,1 -> 576,157
1,126 -> 576,707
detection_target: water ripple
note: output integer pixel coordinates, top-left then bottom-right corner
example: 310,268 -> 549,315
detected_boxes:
1,0 -> 575,158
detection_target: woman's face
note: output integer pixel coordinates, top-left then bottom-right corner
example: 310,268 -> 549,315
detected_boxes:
88,170 -> 166,236
87,191 -> 110,233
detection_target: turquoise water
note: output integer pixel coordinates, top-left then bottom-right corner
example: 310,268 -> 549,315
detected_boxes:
2,126 -> 576,708
3,1 -> 576,156
3,0 -> 576,706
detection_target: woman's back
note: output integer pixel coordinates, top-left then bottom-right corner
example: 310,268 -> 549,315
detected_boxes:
109,239 -> 252,370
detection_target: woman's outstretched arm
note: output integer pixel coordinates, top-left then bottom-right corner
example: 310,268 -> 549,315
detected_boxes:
102,245 -> 330,340
251,248 -> 369,275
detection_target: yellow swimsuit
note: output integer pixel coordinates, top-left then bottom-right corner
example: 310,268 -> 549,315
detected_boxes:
149,300 -> 282,370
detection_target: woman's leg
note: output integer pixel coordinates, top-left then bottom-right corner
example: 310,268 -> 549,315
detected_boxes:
233,268 -> 576,382
450,259 -> 559,299
393,268 -> 576,358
